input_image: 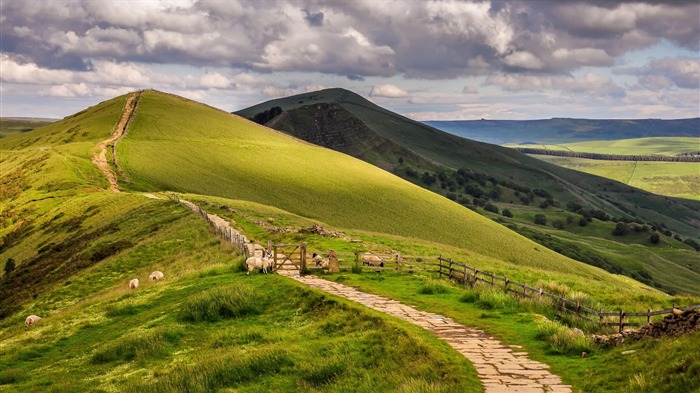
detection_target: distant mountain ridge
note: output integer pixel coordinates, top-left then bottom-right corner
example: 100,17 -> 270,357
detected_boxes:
425,118 -> 700,145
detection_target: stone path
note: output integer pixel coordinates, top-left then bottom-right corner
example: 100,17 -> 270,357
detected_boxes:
278,270 -> 572,393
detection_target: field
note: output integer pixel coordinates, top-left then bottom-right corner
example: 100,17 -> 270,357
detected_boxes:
1,90 -> 698,392
506,137 -> 699,156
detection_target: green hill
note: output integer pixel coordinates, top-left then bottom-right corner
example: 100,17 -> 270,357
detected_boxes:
235,89 -> 699,241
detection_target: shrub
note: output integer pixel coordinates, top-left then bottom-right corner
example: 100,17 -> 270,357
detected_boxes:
612,222 -> 630,236
484,203 -> 499,214
535,320 -> 594,355
178,285 -> 265,322
649,233 -> 661,244
501,209 -> 513,218
534,214 -> 547,225
552,220 -> 566,230
459,289 -> 480,303
4,258 -> 15,276
351,265 -> 363,274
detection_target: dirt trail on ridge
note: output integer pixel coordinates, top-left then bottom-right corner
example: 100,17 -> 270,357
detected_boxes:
92,92 -> 140,192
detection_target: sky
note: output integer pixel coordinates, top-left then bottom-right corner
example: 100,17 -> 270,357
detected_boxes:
1,0 -> 699,120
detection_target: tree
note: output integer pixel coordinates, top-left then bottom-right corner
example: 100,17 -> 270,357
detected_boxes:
612,222 -> 630,236
649,233 -> 660,244
484,203 -> 499,214
552,220 -> 566,230
502,209 -> 513,218
4,258 -> 15,276
534,214 -> 547,226
578,217 -> 588,227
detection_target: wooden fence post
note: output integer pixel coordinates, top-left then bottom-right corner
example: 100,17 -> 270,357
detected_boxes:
300,242 -> 307,274
396,252 -> 401,272
647,308 -> 651,325
490,274 -> 494,287
504,277 -> 509,292
472,269 -> 478,287
575,301 -> 581,316
438,256 -> 443,279
355,249 -> 360,267
463,264 -> 468,287
619,310 -> 625,333
273,245 -> 278,271
449,259 -> 453,279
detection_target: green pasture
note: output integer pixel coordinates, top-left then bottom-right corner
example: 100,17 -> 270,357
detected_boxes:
535,156 -> 699,200
507,137 -> 699,156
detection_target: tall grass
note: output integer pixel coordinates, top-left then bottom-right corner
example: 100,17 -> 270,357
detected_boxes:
91,327 -> 182,364
534,319 -> 593,356
126,348 -> 292,393
178,285 -> 265,322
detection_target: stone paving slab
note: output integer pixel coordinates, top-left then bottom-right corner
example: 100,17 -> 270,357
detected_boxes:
279,270 -> 572,393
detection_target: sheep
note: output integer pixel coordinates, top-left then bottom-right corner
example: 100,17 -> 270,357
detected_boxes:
362,253 -> 384,267
25,315 -> 42,329
149,271 -> 164,281
129,278 -> 139,289
246,250 -> 272,275
312,253 -> 329,268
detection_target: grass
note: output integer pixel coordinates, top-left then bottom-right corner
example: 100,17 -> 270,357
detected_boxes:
177,284 -> 265,322
536,155 -> 700,200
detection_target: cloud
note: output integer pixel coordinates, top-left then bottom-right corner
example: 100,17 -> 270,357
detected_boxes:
486,72 -> 626,97
302,9 -> 324,27
369,84 -> 409,98
620,57 -> 700,90
463,86 -> 479,94
2,0 -> 696,80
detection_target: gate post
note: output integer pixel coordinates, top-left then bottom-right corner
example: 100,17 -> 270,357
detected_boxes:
300,242 -> 307,274
273,245 -> 278,272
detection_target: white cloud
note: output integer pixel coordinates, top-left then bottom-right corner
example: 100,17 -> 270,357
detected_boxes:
502,51 -> 545,70
369,84 -> 409,98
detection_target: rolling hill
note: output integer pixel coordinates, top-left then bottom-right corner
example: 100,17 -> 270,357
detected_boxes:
1,90 -> 698,392
235,88 -> 699,242
425,118 -> 700,145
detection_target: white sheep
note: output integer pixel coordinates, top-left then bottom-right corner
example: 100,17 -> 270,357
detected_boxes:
129,278 -> 139,289
362,253 -> 384,267
149,271 -> 164,281
246,251 -> 272,275
25,315 -> 42,329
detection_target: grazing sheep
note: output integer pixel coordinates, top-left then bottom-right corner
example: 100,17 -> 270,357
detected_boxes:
129,278 -> 139,289
25,315 -> 42,329
149,271 -> 164,281
246,250 -> 272,275
362,253 -> 384,267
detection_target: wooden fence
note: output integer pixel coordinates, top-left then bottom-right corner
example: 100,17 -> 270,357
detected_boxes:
175,197 -> 251,258
174,197 -> 699,333
434,256 -> 700,332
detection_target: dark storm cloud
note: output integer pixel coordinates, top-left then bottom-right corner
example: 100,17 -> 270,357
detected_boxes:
1,0 -> 697,81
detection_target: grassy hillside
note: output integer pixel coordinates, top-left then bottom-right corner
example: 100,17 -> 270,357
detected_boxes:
426,118 -> 700,145
235,89 -> 700,241
0,98 -> 480,392
121,91 -> 612,277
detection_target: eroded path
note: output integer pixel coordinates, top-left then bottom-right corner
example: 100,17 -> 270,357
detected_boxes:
92,92 -> 140,192
279,270 -> 572,393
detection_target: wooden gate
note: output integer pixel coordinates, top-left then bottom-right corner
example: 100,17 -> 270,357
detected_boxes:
273,242 -> 307,272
